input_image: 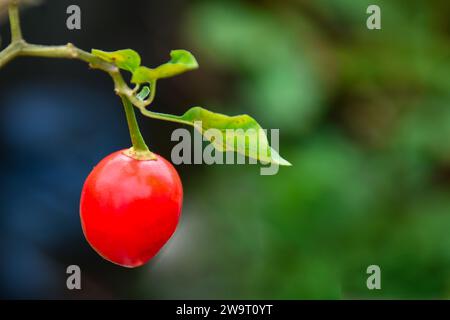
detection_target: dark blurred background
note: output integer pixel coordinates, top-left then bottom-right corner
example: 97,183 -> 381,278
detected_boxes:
0,0 -> 449,299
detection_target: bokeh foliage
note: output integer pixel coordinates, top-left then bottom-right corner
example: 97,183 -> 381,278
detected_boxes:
141,0 -> 450,299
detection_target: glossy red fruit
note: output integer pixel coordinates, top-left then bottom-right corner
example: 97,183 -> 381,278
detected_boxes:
80,150 -> 183,268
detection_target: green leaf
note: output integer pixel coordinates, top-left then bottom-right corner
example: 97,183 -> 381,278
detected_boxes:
155,49 -> 199,79
131,49 -> 198,83
140,106 -> 291,166
92,49 -> 141,72
131,66 -> 157,84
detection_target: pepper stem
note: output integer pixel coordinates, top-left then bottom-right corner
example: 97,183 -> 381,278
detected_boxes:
120,95 -> 156,160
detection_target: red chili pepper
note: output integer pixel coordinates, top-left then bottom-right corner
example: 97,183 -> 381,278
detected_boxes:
80,150 -> 183,268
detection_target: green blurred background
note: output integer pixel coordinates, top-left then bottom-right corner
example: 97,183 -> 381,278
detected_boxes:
1,0 -> 449,299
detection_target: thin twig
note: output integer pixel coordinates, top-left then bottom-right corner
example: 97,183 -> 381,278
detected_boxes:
8,1 -> 23,43
0,3 -> 152,109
